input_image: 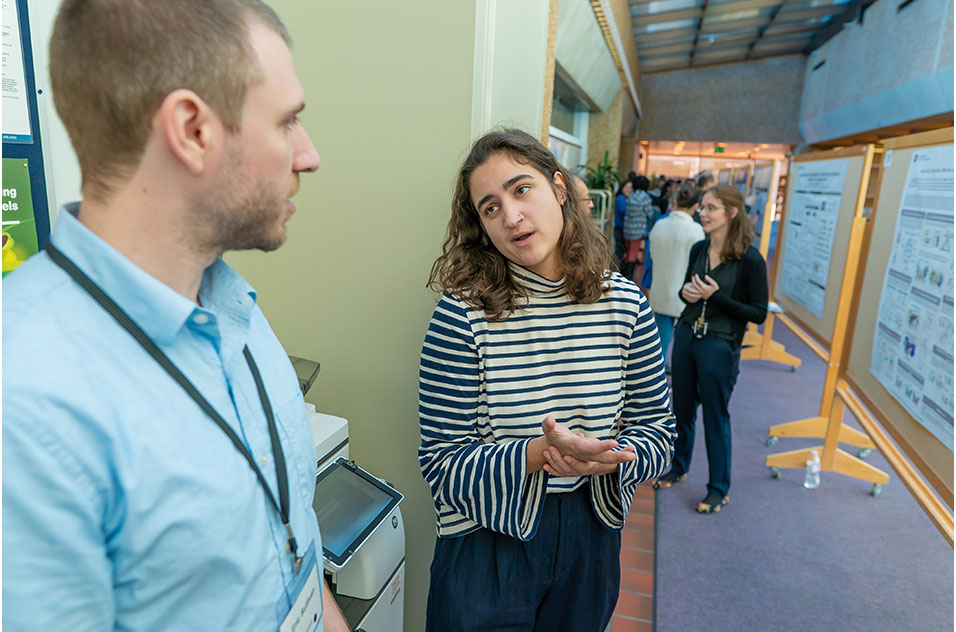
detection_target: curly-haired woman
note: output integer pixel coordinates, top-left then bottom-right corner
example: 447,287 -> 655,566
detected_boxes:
418,128 -> 675,631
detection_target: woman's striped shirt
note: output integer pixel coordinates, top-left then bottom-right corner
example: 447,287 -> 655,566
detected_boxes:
419,264 -> 676,539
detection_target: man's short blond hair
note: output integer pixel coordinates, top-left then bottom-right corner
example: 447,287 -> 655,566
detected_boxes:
50,0 -> 290,199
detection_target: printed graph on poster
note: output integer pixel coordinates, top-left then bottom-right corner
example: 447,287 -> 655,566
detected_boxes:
870,145 -> 954,451
2,158 -> 38,276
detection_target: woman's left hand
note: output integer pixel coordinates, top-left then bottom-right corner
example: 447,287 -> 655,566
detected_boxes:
691,274 -> 720,300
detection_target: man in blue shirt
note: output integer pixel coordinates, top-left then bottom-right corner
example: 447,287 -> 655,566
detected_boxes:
2,1 -> 349,631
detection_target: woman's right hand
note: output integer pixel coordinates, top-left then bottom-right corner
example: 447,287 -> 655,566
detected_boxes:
682,281 -> 702,303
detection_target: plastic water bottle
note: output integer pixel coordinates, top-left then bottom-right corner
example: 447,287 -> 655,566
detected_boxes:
803,449 -> 821,489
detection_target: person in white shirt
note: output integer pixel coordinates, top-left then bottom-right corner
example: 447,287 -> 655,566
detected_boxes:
647,180 -> 705,371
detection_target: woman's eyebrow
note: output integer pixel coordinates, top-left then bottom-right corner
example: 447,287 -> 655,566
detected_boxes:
476,174 -> 534,210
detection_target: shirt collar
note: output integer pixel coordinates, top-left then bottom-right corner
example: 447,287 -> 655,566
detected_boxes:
50,203 -> 257,346
669,210 -> 696,222
508,261 -> 566,296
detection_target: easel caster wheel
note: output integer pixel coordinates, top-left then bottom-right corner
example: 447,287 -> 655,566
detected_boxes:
857,448 -> 872,459
870,484 -> 883,496
769,467 -> 780,479
790,366 -> 799,372
766,436 -> 778,448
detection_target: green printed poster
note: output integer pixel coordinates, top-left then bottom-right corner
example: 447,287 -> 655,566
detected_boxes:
2,157 -> 39,276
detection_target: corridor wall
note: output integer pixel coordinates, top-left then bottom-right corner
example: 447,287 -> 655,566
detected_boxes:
225,2 -> 480,631
799,0 -> 954,144
637,55 -> 805,144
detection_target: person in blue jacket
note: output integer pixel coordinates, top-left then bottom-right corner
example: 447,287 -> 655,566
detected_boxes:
613,178 -> 633,272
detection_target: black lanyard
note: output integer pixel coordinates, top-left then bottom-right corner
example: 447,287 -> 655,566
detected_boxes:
46,243 -> 303,574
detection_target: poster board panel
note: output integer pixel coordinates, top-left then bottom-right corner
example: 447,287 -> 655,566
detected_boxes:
773,147 -> 869,346
845,129 -> 955,503
750,161 -> 779,257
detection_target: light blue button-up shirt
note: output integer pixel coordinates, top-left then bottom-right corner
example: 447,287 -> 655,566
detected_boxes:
3,204 -> 323,631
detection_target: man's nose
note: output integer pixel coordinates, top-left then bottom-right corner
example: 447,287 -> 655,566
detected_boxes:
293,125 -> 320,173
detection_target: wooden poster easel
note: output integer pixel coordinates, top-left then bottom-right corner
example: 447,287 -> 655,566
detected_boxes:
765,144 -> 882,480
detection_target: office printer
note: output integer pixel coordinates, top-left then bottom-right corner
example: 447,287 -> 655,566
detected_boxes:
292,356 -> 405,632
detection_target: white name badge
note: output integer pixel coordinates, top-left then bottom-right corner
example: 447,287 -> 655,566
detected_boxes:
277,542 -> 323,632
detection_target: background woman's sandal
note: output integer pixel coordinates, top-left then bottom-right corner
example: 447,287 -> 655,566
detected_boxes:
696,493 -> 729,514
652,471 -> 687,490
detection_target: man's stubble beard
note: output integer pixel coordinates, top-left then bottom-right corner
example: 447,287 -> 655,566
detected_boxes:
185,146 -> 291,257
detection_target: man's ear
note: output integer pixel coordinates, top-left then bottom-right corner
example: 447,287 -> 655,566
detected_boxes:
552,171 -> 568,204
155,89 -> 222,175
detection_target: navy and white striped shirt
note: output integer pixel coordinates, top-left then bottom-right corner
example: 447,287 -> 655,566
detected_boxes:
419,264 -> 676,540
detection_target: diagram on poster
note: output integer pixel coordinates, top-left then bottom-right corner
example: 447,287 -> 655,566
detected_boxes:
779,158 -> 848,318
2,0 -> 33,143
871,145 -> 954,450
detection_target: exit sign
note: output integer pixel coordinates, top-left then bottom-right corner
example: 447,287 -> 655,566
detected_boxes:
714,146 -> 724,153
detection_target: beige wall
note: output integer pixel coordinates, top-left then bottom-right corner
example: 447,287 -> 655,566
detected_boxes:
226,2 -> 477,630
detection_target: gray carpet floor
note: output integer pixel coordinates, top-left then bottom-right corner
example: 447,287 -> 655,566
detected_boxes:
654,323 -> 954,632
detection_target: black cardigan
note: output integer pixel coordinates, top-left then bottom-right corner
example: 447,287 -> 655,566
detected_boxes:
677,240 -> 769,349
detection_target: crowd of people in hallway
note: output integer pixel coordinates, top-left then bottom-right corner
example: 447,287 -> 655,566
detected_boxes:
609,168 -> 769,514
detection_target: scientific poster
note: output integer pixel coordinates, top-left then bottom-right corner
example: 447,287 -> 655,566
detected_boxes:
2,157 -> 38,275
750,165 -> 773,236
732,168 -> 748,197
871,145 -> 954,450
717,169 -> 730,185
778,158 -> 848,318
2,0 -> 33,143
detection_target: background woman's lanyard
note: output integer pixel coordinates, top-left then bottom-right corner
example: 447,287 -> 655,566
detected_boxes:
46,243 -> 304,574
693,248 -> 710,338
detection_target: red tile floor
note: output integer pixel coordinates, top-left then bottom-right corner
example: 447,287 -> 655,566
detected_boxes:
610,482 -> 656,632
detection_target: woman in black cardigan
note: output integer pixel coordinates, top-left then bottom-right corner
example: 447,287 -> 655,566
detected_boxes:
653,184 -> 768,514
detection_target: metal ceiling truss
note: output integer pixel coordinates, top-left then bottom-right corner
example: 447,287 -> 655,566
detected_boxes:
630,0 -> 854,72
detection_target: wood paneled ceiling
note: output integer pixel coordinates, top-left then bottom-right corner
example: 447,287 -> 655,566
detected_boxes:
630,0 -> 864,73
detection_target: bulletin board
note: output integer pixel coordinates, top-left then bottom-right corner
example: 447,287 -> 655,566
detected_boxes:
2,0 -> 51,274
716,168 -> 731,185
772,146 -> 870,347
844,128 -> 955,504
750,161 -> 776,247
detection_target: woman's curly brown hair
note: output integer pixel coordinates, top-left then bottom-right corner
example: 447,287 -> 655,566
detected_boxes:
428,128 -> 612,321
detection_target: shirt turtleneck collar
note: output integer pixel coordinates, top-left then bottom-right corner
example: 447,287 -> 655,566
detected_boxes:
508,261 -> 566,296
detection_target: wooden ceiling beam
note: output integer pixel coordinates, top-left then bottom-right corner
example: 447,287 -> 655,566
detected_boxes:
634,27 -> 699,43
699,15 -> 771,33
632,6 -> 702,25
